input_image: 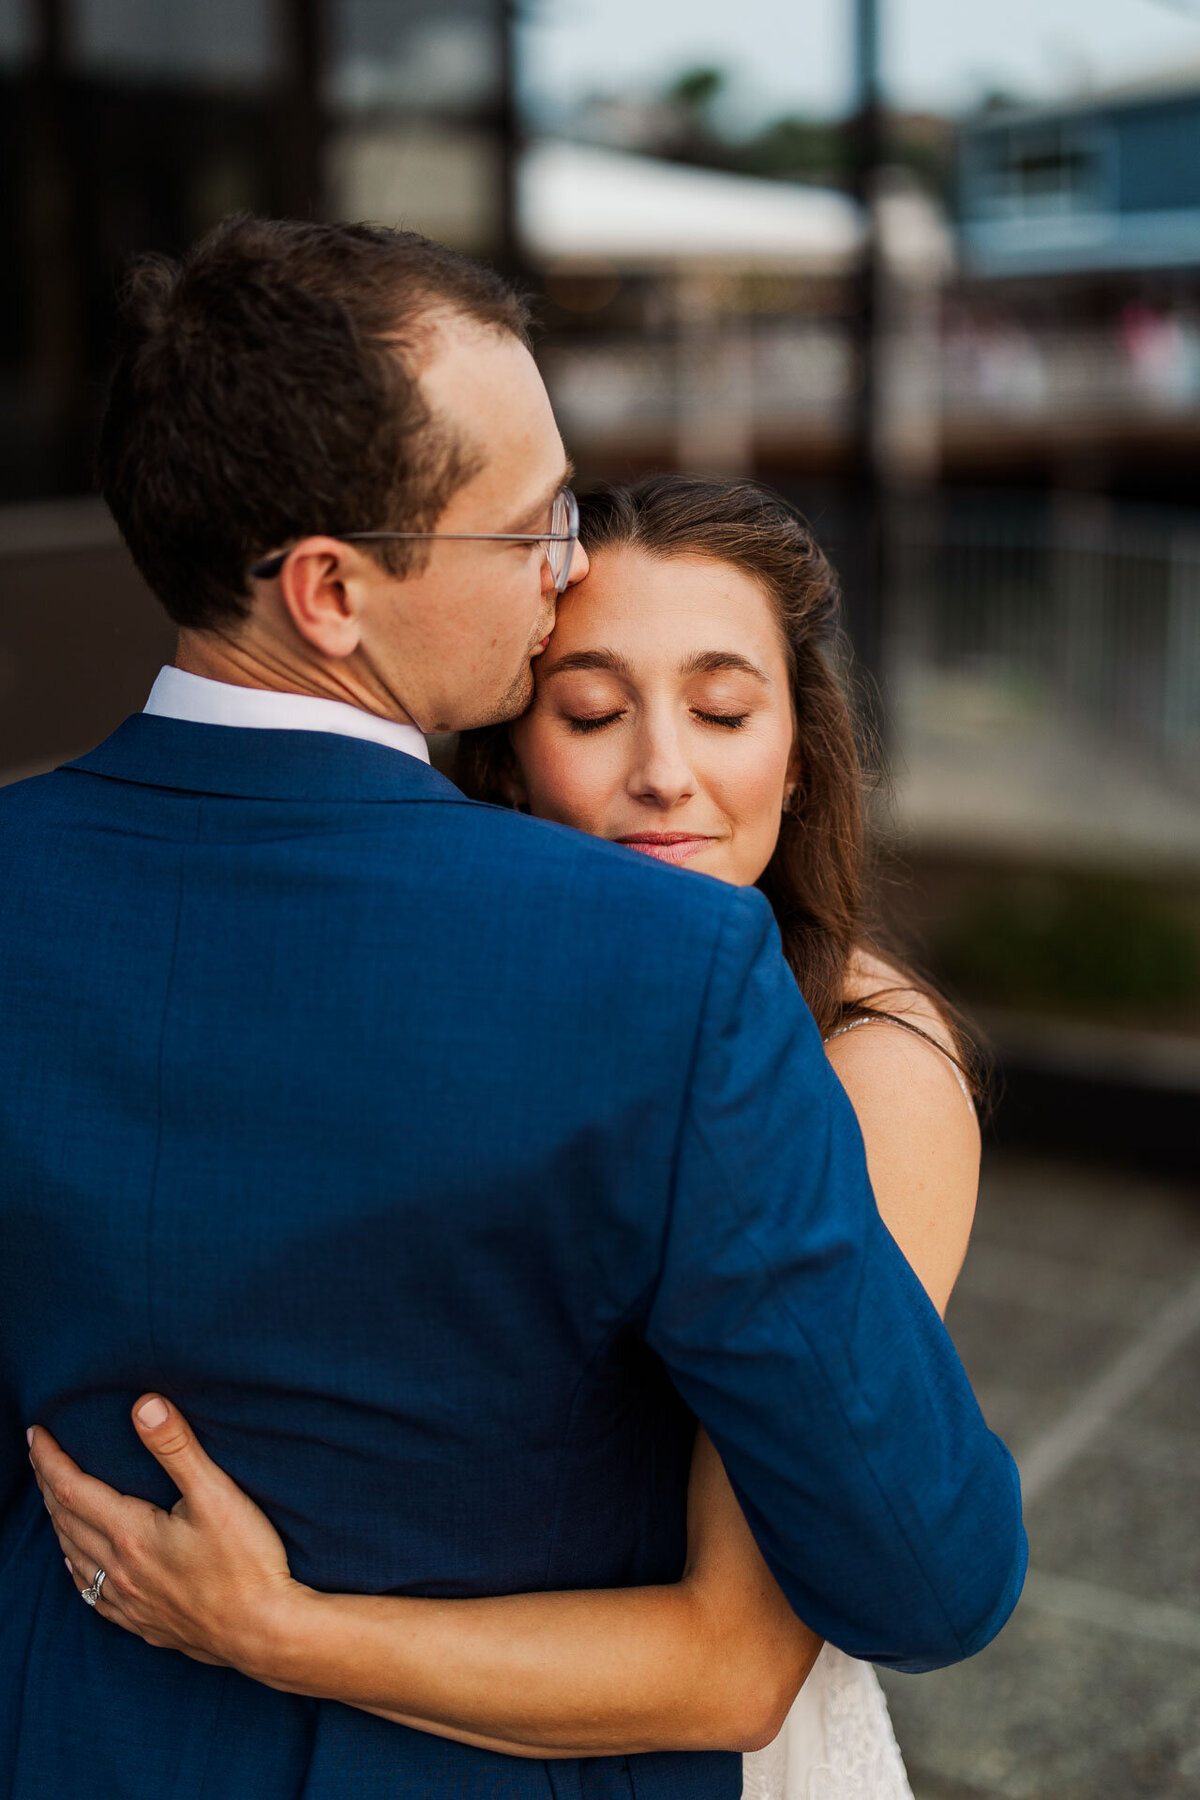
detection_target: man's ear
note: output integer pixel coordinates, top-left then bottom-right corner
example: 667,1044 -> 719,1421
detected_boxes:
275,538 -> 365,659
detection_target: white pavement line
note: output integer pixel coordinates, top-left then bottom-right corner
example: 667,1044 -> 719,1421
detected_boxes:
1020,1568 -> 1200,1653
1018,1262 -> 1200,1506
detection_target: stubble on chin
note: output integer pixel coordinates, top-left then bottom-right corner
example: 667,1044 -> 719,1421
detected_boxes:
473,660 -> 536,730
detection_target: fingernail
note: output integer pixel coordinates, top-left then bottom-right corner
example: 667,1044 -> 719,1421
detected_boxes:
137,1397 -> 169,1429
25,1428 -> 33,1447
64,1558 -> 72,1573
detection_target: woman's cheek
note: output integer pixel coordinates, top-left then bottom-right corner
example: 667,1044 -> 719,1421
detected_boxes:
523,733 -> 616,833
719,752 -> 792,882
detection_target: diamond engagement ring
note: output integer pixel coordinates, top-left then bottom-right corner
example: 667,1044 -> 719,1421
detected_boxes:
81,1568 -> 107,1607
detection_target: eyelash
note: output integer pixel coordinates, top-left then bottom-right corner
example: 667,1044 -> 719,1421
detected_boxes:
565,710 -> 750,735
567,712 -> 623,734
696,710 -> 750,730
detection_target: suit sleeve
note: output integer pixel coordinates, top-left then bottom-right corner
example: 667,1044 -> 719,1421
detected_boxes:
645,887 -> 1027,1673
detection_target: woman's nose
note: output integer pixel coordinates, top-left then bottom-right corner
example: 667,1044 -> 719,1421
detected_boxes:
629,723 -> 696,809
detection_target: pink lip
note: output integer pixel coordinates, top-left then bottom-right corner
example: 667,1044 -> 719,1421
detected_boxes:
616,833 -> 716,865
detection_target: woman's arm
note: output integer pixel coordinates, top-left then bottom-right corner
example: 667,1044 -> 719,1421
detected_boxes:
269,1429 -> 817,1755
33,1412 -> 816,1757
32,978 -> 978,1757
829,957 -> 981,1317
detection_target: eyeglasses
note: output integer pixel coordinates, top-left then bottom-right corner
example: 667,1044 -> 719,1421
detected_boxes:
248,487 -> 580,596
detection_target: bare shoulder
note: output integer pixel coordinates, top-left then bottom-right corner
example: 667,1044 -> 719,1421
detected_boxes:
829,942 -> 977,1129
841,947 -> 961,1057
825,1006 -> 976,1131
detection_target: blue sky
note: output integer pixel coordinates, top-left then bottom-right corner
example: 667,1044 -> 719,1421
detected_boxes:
520,0 -> 1200,124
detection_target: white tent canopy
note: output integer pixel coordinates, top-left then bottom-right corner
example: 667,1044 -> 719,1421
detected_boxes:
518,139 -> 866,273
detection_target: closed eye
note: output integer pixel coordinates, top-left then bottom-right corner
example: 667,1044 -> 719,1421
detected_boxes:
566,712 -> 625,734
694,710 -> 750,729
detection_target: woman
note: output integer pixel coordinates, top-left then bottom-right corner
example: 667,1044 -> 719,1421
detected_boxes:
32,477 -> 982,1800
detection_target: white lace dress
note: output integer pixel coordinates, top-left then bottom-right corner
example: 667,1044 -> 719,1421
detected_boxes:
741,1645 -> 913,1800
742,1015 -> 975,1800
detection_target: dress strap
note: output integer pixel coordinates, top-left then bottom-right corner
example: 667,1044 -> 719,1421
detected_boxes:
825,1014 -> 976,1115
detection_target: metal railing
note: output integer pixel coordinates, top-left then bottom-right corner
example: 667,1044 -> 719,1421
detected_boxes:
887,499 -> 1200,797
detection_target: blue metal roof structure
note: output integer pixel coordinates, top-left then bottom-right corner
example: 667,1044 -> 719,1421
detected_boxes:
959,73 -> 1200,276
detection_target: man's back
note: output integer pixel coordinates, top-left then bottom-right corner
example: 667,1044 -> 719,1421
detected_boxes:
0,715 -> 1024,1799
0,715 -> 751,1796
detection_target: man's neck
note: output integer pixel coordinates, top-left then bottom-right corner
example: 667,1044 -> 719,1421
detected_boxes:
174,629 -> 419,730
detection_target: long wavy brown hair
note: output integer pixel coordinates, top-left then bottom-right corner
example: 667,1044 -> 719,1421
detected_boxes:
456,474 -> 980,1094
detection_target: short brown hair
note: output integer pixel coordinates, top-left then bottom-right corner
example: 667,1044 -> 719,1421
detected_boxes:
98,216 -> 531,629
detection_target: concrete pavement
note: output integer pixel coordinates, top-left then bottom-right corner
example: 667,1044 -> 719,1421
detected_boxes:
880,1152 -> 1200,1799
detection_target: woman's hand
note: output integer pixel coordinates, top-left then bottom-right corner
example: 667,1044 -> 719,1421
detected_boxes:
29,1408 -> 819,1757
28,1396 -> 299,1677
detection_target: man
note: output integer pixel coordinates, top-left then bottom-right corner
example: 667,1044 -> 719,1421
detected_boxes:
0,217 -> 1025,1799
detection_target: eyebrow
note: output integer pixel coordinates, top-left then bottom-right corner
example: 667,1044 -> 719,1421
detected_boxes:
507,458 -> 575,535
679,650 -> 771,683
541,647 -> 633,681
541,647 -> 772,685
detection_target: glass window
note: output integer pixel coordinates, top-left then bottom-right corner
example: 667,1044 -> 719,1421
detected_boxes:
977,124 -> 1106,223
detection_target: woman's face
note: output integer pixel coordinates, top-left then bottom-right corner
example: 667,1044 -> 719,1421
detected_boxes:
510,547 -> 797,887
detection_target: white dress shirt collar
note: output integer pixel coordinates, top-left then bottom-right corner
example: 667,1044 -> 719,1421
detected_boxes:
144,666 -> 431,765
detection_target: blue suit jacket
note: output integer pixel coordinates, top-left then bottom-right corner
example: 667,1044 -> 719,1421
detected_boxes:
0,716 -> 1025,1799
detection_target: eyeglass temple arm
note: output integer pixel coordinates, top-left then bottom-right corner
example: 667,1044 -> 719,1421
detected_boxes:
249,518 -> 577,581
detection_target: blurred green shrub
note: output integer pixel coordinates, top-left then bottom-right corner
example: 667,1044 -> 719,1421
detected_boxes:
939,873 -> 1200,1019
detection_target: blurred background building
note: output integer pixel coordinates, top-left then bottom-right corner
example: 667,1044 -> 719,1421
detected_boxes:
1,3 -> 1198,1790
